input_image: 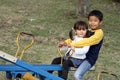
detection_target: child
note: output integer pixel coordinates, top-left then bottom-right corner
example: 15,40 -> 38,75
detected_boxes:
64,10 -> 103,47
73,10 -> 104,80
59,10 -> 104,80
50,21 -> 91,80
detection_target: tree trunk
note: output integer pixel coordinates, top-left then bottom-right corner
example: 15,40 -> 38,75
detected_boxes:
76,0 -> 91,17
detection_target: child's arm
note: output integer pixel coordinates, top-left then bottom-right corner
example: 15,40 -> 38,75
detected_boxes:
74,46 -> 90,55
70,29 -> 104,47
64,39 -> 72,45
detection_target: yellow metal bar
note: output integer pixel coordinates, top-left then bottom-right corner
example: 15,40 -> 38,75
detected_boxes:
97,72 -> 101,80
15,33 -> 21,57
19,36 -> 34,59
57,47 -> 63,65
7,78 -> 12,80
23,72 -> 39,80
57,47 -> 74,64
97,71 -> 119,80
15,32 -> 35,60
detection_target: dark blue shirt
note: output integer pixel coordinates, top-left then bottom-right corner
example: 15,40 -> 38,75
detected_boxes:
86,32 -> 103,66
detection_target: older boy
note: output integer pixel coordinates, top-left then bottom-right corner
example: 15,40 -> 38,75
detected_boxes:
59,10 -> 104,80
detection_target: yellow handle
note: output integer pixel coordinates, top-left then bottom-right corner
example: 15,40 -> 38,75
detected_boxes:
57,47 -> 74,65
57,47 -> 63,65
23,72 -> 39,80
15,33 -> 21,58
66,50 -> 74,60
97,71 -> 116,80
97,72 -> 101,80
15,32 -> 35,60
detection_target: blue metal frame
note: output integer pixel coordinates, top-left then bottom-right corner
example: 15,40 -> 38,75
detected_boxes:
0,59 -> 64,80
0,64 -> 62,71
0,64 -> 64,79
0,51 -> 64,80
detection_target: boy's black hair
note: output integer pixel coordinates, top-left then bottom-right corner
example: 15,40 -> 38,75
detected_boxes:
88,10 -> 103,21
69,21 -> 90,40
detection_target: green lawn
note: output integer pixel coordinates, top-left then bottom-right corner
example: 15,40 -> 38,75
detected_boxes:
0,0 -> 120,80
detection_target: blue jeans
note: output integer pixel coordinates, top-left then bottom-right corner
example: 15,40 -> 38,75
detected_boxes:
74,60 -> 91,80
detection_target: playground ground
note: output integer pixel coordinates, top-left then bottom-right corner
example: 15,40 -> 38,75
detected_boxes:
0,0 -> 120,80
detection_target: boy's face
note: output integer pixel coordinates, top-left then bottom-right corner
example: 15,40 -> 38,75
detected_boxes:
88,16 -> 102,30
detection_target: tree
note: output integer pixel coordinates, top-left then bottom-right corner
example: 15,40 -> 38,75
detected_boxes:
76,0 -> 91,17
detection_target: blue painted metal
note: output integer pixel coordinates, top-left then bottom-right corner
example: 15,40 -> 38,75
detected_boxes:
0,64 -> 63,79
0,31 -> 65,80
0,56 -> 63,80
0,64 -> 63,78
0,64 -> 62,71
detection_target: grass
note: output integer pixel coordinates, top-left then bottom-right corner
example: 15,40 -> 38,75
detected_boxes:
0,0 -> 120,80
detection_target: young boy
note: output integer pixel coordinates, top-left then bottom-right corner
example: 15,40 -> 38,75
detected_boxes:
63,10 -> 103,48
74,10 -> 103,80
59,10 -> 104,80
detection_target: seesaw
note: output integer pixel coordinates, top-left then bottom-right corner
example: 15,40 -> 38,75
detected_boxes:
0,32 -> 64,80
0,32 -> 119,80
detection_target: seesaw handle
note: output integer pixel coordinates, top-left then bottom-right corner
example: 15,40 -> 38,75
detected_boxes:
15,32 -> 35,60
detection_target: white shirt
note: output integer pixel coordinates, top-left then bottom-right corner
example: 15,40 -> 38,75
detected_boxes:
65,36 -> 90,59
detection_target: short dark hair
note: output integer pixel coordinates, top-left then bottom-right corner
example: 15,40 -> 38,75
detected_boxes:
88,10 -> 103,21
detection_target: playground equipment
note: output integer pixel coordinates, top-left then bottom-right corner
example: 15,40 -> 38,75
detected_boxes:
0,32 -> 119,80
97,71 -> 119,80
0,32 -> 64,80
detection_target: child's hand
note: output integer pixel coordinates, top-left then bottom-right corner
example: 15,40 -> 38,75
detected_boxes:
70,45 -> 75,52
58,41 -> 66,47
67,44 -> 71,47
67,44 -> 75,52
